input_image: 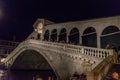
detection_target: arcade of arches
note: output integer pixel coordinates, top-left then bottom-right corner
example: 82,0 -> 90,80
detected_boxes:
44,26 -> 120,49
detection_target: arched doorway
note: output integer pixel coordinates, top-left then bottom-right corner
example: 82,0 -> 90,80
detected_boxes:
9,50 -> 57,80
59,28 -> 67,43
82,27 -> 97,47
50,29 -> 57,42
44,30 -> 49,41
69,28 -> 79,45
101,25 -> 120,48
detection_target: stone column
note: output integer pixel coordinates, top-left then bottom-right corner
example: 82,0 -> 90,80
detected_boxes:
49,34 -> 51,41
80,36 -> 82,45
66,34 -> 69,43
49,31 -> 51,41
97,34 -> 101,48
57,35 -> 59,42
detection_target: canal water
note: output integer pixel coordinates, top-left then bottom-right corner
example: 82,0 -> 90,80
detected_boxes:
8,70 -> 56,80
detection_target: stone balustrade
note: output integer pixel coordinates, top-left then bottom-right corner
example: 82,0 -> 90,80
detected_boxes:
26,39 -> 113,59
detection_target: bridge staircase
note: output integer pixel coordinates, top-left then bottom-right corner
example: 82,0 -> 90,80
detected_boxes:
89,52 -> 117,80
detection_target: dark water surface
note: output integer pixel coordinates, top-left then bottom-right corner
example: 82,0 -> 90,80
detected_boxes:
9,70 -> 56,80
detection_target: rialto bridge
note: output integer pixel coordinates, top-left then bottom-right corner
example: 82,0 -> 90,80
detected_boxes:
4,16 -> 120,80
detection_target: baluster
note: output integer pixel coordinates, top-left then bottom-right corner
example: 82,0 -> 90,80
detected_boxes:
107,52 -> 109,57
102,51 -> 104,58
93,50 -> 95,57
95,50 -> 98,57
81,47 -> 84,54
77,48 -> 79,53
91,49 -> 93,56
103,51 -> 106,58
89,49 -> 92,56
98,51 -> 100,58
100,51 -> 102,58
84,48 -> 86,55
79,48 -> 81,53
88,49 -> 90,55
104,52 -> 107,58
88,49 -> 89,55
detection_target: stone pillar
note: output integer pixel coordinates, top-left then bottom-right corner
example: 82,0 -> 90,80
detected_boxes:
49,31 -> 51,41
97,35 -> 101,48
66,34 -> 69,43
80,36 -> 82,45
49,34 -> 51,41
57,35 -> 59,42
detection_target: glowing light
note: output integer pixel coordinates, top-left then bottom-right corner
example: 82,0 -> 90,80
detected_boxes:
1,58 -> 5,63
36,77 -> 43,80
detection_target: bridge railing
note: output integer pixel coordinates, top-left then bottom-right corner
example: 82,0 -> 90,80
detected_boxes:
26,39 -> 113,59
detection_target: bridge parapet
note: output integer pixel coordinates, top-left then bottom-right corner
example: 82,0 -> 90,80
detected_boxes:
31,39 -> 114,67
27,39 -> 113,58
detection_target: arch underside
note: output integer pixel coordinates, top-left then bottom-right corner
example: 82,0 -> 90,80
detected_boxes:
101,33 -> 120,48
69,28 -> 79,44
101,26 -> 120,48
9,50 -> 57,80
11,50 -> 52,70
82,27 -> 97,47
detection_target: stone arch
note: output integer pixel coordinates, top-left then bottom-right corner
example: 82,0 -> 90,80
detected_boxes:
44,30 -> 49,41
82,27 -> 97,47
50,29 -> 57,42
59,28 -> 67,43
9,48 -> 58,80
101,25 -> 120,48
68,28 -> 80,45
101,25 -> 119,35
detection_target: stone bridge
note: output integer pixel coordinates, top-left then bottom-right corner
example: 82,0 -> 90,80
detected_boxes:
2,16 -> 120,80
4,39 -> 114,80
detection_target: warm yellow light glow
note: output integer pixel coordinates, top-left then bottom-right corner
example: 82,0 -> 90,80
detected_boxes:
36,77 -> 43,80
1,58 -> 5,63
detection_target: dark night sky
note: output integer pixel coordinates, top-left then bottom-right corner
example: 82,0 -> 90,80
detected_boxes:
0,0 -> 120,41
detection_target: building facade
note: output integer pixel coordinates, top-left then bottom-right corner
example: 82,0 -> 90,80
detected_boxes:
28,16 -> 120,49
